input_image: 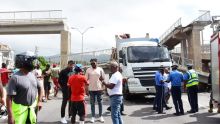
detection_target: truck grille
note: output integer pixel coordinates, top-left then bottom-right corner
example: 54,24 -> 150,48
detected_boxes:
132,67 -> 164,86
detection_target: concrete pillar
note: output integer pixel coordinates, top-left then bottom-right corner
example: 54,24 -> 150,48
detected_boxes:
181,40 -> 187,66
60,30 -> 71,69
187,25 -> 203,70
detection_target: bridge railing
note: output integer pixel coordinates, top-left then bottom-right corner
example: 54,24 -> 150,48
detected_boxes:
172,44 -> 210,54
171,53 -> 193,67
193,11 -> 211,23
47,48 -> 113,66
159,18 -> 182,42
0,10 -> 64,23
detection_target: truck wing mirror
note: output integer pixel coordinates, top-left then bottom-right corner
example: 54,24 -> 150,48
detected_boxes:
119,50 -> 123,58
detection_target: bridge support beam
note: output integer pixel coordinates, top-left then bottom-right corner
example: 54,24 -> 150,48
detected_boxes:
187,25 -> 203,70
60,30 -> 71,69
181,39 -> 188,66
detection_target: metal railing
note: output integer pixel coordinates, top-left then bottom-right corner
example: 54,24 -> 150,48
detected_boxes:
159,18 -> 182,42
172,44 -> 210,54
193,11 -> 211,23
0,10 -> 64,23
47,48 -> 113,66
171,53 -> 193,67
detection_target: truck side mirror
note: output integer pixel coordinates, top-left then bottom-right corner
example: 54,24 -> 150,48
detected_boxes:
119,50 -> 123,58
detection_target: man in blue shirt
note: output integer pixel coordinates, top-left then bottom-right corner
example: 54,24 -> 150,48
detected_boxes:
154,68 -> 166,114
167,64 -> 184,116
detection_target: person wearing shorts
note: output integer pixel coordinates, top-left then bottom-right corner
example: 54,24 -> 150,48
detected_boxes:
68,64 -> 88,124
42,64 -> 52,101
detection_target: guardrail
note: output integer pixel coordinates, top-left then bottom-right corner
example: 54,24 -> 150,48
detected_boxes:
0,10 -> 64,23
159,18 -> 182,42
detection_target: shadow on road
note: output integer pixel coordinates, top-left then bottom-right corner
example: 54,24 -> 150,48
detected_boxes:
125,95 -> 155,105
184,112 -> 220,124
129,107 -> 155,117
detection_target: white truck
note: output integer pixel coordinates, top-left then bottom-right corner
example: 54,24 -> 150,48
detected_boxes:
210,29 -> 220,107
114,34 -> 172,99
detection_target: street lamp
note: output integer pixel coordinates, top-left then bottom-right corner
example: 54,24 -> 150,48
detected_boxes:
71,26 -> 94,63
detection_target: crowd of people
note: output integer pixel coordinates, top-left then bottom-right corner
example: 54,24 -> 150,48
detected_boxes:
0,51 -> 219,124
153,63 -> 200,115
0,51 -> 124,124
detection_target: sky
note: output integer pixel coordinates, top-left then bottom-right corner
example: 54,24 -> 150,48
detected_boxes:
0,0 -> 219,56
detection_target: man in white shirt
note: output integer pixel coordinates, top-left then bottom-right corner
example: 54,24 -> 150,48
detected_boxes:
85,58 -> 105,123
101,61 -> 123,124
33,64 -> 45,101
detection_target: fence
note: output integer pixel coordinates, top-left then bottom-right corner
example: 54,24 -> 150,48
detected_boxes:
47,48 -> 113,66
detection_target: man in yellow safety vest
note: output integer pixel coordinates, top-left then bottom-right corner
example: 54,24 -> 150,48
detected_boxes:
184,64 -> 199,113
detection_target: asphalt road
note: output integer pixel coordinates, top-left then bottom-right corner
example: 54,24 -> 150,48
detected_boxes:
1,92 -> 220,124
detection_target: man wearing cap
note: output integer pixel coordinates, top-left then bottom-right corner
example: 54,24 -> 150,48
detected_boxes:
85,58 -> 105,123
183,64 -> 199,113
68,64 -> 88,124
100,61 -> 123,124
166,64 -> 184,115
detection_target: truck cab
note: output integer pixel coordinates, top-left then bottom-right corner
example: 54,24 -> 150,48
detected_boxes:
115,36 -> 172,99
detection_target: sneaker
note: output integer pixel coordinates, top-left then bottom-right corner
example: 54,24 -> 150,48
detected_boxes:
121,112 -> 127,116
165,106 -> 172,110
60,117 -> 67,124
99,116 -> 104,123
208,109 -> 213,113
107,106 -> 111,112
90,117 -> 95,123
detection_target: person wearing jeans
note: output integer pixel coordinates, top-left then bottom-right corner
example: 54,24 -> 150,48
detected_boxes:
89,91 -> 103,119
101,61 -> 123,124
86,58 -> 105,123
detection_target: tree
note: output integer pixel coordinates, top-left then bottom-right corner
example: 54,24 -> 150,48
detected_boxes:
37,56 -> 48,70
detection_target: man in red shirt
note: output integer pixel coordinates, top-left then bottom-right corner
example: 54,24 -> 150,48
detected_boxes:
0,63 -> 10,107
0,63 -> 10,86
68,64 -> 88,124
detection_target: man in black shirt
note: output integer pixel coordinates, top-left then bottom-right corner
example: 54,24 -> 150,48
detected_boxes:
59,60 -> 74,124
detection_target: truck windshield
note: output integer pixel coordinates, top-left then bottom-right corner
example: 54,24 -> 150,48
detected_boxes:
127,46 -> 170,63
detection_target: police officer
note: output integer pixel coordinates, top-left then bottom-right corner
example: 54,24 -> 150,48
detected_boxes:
154,68 -> 166,114
184,64 -> 199,113
167,64 -> 184,115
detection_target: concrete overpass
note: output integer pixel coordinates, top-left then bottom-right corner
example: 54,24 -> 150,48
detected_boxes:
0,10 -> 71,68
159,11 -> 212,71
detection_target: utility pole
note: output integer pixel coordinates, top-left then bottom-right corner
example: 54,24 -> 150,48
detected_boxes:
35,46 -> 39,57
